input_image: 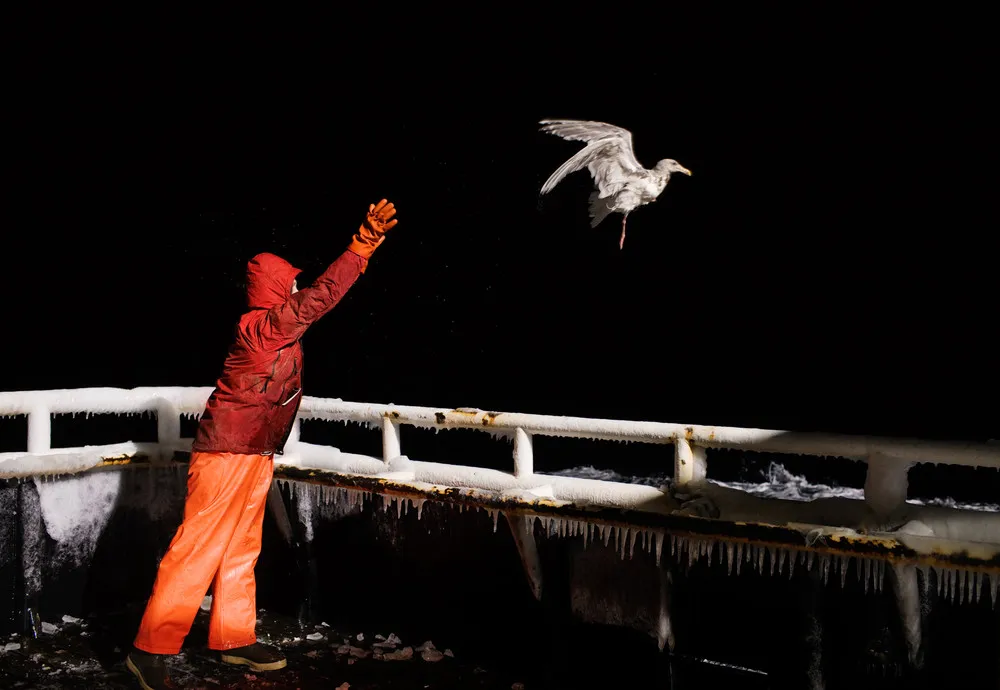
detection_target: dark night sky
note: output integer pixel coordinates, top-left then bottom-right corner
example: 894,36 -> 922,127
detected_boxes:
6,7 -> 997,443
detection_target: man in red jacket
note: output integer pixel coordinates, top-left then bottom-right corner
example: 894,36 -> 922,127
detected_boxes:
126,199 -> 398,690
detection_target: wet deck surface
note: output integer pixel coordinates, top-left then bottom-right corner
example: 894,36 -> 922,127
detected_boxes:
0,606 -> 543,689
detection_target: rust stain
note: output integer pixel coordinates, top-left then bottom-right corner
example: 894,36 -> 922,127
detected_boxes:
482,412 -> 500,426
684,426 -> 694,441
97,454 -> 137,468
434,412 -> 446,424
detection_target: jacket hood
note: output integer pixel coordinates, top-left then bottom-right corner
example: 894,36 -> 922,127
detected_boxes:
246,252 -> 302,309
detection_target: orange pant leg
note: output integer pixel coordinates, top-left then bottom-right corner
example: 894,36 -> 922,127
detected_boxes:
134,452 -> 273,654
208,454 -> 273,650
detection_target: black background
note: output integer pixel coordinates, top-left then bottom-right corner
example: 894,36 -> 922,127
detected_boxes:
6,6 -> 997,446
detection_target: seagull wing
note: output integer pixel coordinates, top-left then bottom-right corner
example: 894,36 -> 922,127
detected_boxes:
539,120 -> 644,198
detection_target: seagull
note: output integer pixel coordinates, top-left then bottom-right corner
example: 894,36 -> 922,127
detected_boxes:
538,119 -> 691,249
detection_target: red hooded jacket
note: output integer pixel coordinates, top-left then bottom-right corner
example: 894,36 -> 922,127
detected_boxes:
192,249 -> 366,455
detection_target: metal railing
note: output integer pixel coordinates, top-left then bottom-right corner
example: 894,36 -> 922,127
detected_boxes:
3,386 -> 999,512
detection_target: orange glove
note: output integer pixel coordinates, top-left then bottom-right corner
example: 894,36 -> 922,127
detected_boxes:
348,199 -> 398,260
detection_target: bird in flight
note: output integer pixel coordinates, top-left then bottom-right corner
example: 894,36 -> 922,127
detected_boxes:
538,119 -> 691,249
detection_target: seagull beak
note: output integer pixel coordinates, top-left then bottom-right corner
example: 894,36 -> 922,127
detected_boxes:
680,166 -> 692,176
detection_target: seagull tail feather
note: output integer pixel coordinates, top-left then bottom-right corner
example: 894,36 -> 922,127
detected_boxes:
588,191 -> 615,228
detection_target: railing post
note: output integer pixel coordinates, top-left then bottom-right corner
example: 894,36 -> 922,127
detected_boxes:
382,416 -> 401,463
864,451 -> 910,519
514,427 -> 533,479
674,437 -> 707,487
287,416 -> 302,446
27,404 -> 51,454
156,399 -> 181,462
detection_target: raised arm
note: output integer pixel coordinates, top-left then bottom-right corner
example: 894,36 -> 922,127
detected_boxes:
262,199 -> 398,345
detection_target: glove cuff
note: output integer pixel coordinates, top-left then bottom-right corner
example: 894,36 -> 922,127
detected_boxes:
347,235 -> 385,270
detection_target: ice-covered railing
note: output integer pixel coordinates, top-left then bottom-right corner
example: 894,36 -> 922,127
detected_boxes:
3,386 -> 1000,515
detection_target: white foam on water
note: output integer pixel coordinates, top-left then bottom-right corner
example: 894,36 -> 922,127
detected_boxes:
544,465 -> 670,488
551,462 -> 1000,513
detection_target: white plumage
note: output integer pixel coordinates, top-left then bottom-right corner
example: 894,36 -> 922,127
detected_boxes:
538,119 -> 691,249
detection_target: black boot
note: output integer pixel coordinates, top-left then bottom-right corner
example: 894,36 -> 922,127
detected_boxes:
219,642 -> 287,671
126,647 -> 177,689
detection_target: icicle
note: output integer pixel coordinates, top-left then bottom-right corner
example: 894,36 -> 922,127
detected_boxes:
769,547 -> 777,576
974,571 -> 983,604
937,567 -> 944,597
654,531 -> 664,567
863,558 -> 871,594
958,569 -> 967,605
675,537 -> 687,564
670,534 -> 677,556
806,551 -> 815,572
821,555 -> 831,585
416,499 -> 426,521
787,550 -> 795,580
707,540 -> 714,567
616,526 -> 623,550
629,528 -> 638,560
777,548 -> 787,577
840,557 -> 849,588
991,573 -> 999,608
756,545 -> 764,574
876,560 -> 885,592
602,524 -> 612,547
395,498 -> 402,519
727,543 -> 735,575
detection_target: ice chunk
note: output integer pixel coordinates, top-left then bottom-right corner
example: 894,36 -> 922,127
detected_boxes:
422,648 -> 445,662
382,646 -> 413,661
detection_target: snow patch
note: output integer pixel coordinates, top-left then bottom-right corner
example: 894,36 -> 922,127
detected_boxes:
33,472 -> 121,564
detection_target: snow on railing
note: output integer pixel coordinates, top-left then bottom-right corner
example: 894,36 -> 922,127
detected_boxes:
2,386 -> 1000,516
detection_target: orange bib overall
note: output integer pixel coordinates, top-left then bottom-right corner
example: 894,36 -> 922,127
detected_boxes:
134,452 -> 273,654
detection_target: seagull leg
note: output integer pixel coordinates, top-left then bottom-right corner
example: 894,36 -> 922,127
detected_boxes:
619,214 -> 628,250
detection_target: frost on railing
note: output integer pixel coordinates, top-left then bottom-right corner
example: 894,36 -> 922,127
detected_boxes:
3,386 -> 1000,519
